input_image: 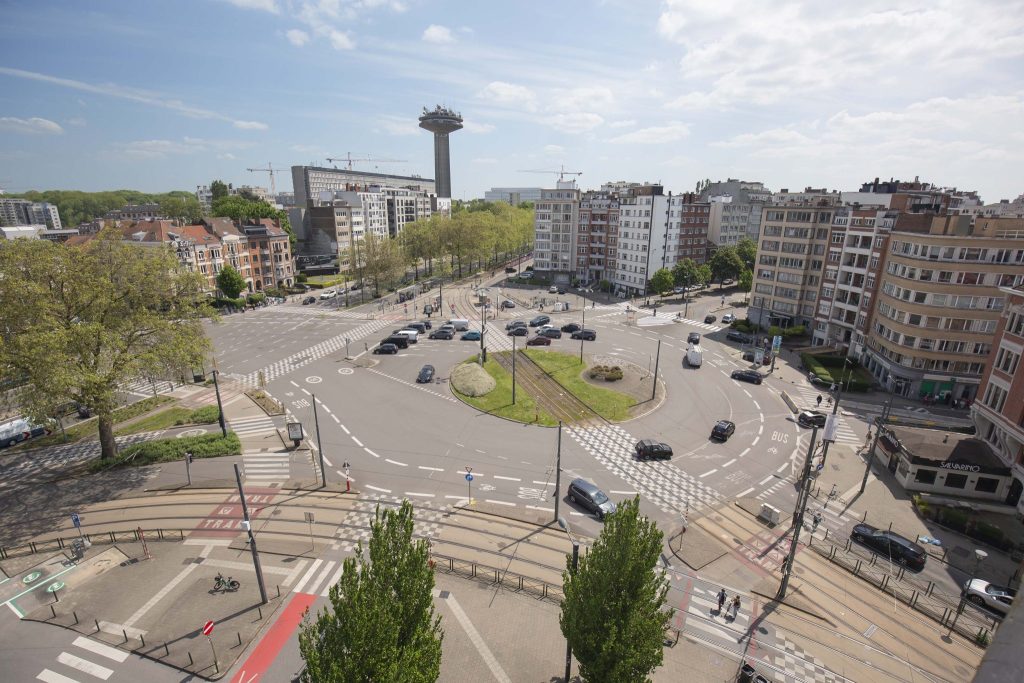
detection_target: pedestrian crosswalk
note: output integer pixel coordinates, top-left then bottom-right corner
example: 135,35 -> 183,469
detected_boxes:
787,386 -> 861,445
229,415 -> 279,438
119,377 -> 178,398
670,578 -> 757,647
291,557 -> 347,597
35,635 -> 129,683
636,315 -> 676,327
241,450 -> 290,485
675,317 -> 723,332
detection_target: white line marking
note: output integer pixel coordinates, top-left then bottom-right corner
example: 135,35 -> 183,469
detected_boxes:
491,475 -> 520,482
404,492 -> 435,498
609,490 -> 638,495
776,463 -> 788,473
364,448 -> 380,458
435,590 -> 513,683
751,436 -> 759,446
310,560 -> 336,596
301,388 -> 311,396
532,480 -> 551,485
331,414 -> 340,423
289,380 -> 299,387
340,425 -> 350,434
282,559 -> 309,587
365,484 -> 392,493
525,505 -> 554,512
753,401 -> 761,410
699,469 -> 718,478
484,499 -> 516,507
36,671 -> 79,683
739,448 -> 750,457
351,436 -> 363,447
759,475 -> 774,485
722,459 -> 736,467
56,651 -> 114,679
385,458 -> 408,467
292,559 -> 323,594
321,406 -> 331,413
419,466 -> 444,472
123,544 -> 212,628
737,486 -> 755,497
322,564 -> 345,597
743,390 -> 751,397
71,637 -> 129,663
758,425 -> 763,435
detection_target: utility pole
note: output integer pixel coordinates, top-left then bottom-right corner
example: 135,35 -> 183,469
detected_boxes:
212,370 -> 227,437
651,339 -> 662,400
512,335 -> 517,405
778,426 -> 819,600
554,421 -> 563,523
819,361 -> 850,468
580,303 -> 586,362
233,464 -> 268,604
480,294 -> 486,363
312,393 -> 326,488
860,399 -> 892,494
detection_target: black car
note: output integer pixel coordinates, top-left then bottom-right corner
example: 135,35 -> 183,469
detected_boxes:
505,266 -> 517,273
711,420 -> 736,441
540,328 -> 562,339
726,329 -> 752,343
567,478 -> 616,520
529,315 -> 551,327
851,524 -> 927,570
420,320 -> 433,329
506,320 -> 527,330
405,322 -> 428,334
561,323 -> 582,333
731,369 -> 763,385
526,335 -> 551,346
416,365 -> 435,383
743,350 -> 773,365
302,296 -> 317,305
429,328 -> 454,340
797,410 -> 828,428
687,332 -> 701,345
501,300 -> 516,309
704,314 -> 717,324
373,343 -> 398,355
508,326 -> 528,337
380,335 -> 409,349
571,329 -> 597,341
635,440 -> 673,460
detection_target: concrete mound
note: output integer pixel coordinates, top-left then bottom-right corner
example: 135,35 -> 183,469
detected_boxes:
451,362 -> 496,397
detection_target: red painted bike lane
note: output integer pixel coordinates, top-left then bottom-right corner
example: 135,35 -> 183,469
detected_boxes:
189,489 -> 279,539
231,592 -> 317,683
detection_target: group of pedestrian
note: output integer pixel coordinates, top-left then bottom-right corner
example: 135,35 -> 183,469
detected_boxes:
716,588 -> 741,619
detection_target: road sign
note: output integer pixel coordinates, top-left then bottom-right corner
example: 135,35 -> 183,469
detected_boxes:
772,335 -> 782,354
71,513 -> 80,529
465,473 -> 474,482
304,512 -> 314,523
202,620 -> 214,636
816,462 -> 824,471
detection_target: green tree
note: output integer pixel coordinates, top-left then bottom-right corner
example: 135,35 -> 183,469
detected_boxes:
648,268 -> 674,295
211,196 -> 296,249
561,497 -> 672,683
298,500 -> 443,682
0,229 -> 210,459
671,258 -> 699,288
738,268 -> 753,302
210,180 -> 229,201
217,264 -> 247,299
708,246 -> 744,287
735,237 -> 757,271
159,195 -> 204,224
696,263 -> 712,288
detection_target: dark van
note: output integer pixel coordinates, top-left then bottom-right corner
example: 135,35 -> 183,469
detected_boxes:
381,335 -> 409,349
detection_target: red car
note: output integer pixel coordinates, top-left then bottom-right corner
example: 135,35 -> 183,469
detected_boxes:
526,336 -> 551,346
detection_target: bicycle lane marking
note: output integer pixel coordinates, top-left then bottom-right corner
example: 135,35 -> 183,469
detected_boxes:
231,592 -> 317,683
189,489 -> 280,539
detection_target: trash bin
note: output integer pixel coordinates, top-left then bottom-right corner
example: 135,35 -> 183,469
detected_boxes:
192,372 -> 205,382
753,676 -> 769,683
738,663 -> 756,683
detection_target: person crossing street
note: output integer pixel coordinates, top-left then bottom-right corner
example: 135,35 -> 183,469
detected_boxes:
717,588 -> 727,613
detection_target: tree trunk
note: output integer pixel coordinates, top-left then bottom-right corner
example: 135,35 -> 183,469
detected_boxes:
98,413 -> 118,460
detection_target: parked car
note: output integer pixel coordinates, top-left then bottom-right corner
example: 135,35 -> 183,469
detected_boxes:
529,315 -> 551,327
419,319 -> 433,329
302,296 -> 317,305
704,314 -> 717,324
963,579 -> 1016,615
808,373 -> 830,387
557,288 -> 566,295
405,322 -> 428,334
540,328 -> 562,339
561,323 -> 582,333
797,410 -> 828,428
461,330 -> 481,341
687,332 -> 701,345
743,350 -> 773,365
526,335 -> 551,346
711,420 -> 736,441
673,286 -> 685,294
429,328 -> 454,340
726,330 -> 752,343
635,440 -> 673,460
722,313 -> 735,324
416,365 -> 435,383
571,329 -> 597,341
567,478 -> 616,520
380,335 -> 409,349
507,326 -> 528,337
506,320 -> 527,330
501,300 -> 516,309
505,266 -> 517,273
518,271 -> 532,280
319,289 -> 337,300
373,343 -> 398,355
850,524 -> 927,570
549,285 -> 559,293
731,369 -> 763,385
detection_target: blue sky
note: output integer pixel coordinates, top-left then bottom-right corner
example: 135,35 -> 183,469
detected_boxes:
1,0 -> 1022,202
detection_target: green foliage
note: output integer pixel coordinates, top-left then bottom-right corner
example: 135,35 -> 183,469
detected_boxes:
708,246 -> 744,285
588,365 -> 624,381
452,356 -> 558,426
7,189 -> 196,227
975,630 -> 990,648
598,279 -> 611,293
971,521 -> 1009,550
211,195 -> 296,248
0,230 -> 210,459
738,268 -> 753,293
298,500 -> 443,682
939,508 -> 970,533
696,264 -> 712,287
185,405 -> 221,424
158,195 -> 204,223
217,264 -> 247,299
648,268 -> 674,295
91,432 -> 240,470
210,180 -> 229,201
296,272 -> 308,283
672,258 -> 699,287
735,237 -> 757,270
561,497 -> 672,683
246,292 -> 267,305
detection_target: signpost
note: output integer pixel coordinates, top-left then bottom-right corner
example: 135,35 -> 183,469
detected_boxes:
304,511 -> 315,551
286,422 -> 303,448
202,620 -> 216,672
202,620 -> 214,635
465,467 -> 474,505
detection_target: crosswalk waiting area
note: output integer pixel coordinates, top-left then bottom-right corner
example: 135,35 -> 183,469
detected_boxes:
35,635 -> 129,683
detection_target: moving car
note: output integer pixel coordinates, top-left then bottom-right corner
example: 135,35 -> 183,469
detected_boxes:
687,332 -> 701,345
416,365 -> 435,383
797,410 -> 828,428
501,300 -> 516,309
429,328 -> 454,340
529,315 -> 551,327
731,369 -> 763,385
373,343 -> 398,355
685,345 -> 703,367
319,289 -> 337,300
405,322 -> 427,334
549,285 -> 559,293
963,579 -> 1016,615
704,314 -> 717,324
505,266 -> 517,273
635,440 -> 673,460
507,326 -> 528,337
850,524 -> 927,570
302,296 -> 317,305
571,329 -> 596,341
506,320 -> 527,330
711,420 -> 736,441
567,478 -> 616,520
448,318 -> 470,331
722,313 -> 735,324
461,330 -> 481,341
540,328 -> 562,339
561,323 -> 582,333
526,335 -> 551,346
726,330 -> 752,343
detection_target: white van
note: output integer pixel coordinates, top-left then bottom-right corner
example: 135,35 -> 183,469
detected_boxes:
448,318 -> 470,331
395,330 -> 419,344
685,345 -> 703,368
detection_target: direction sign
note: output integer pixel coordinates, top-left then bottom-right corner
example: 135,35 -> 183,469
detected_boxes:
202,620 -> 214,636
71,513 -> 81,529
816,462 -> 825,471
465,473 -> 474,482
772,335 -> 782,354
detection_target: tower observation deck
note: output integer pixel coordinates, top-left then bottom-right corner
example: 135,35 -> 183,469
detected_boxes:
418,105 -> 463,199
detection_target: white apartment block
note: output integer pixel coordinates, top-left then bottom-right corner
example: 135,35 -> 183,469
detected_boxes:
484,187 -> 543,204
0,198 -> 62,229
321,190 -> 389,239
701,179 -> 771,245
383,186 -> 432,237
533,181 -> 581,280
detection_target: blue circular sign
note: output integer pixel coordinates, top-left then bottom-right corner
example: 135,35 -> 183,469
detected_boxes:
465,473 -> 474,482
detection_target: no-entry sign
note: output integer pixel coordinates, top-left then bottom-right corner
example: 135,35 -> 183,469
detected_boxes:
202,620 -> 214,636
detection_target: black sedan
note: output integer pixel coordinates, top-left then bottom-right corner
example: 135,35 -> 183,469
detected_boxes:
797,410 -> 828,428
373,343 -> 398,355
416,365 -> 435,383
507,326 -> 528,337
743,350 -> 773,365
529,315 -> 551,327
704,314 -> 717,324
540,328 -> 562,339
302,296 -> 317,305
850,523 -> 927,570
635,440 -> 673,460
429,328 -> 454,340
561,323 -> 582,333
726,330 -> 752,343
506,320 -> 527,330
571,329 -> 597,341
710,420 -> 736,441
731,369 -> 763,385
526,336 -> 551,346
687,332 -> 701,345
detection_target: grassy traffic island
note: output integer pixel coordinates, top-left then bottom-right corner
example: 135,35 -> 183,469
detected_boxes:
89,431 -> 241,472
451,349 -> 652,425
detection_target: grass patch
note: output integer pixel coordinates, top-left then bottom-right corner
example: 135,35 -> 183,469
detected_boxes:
452,357 -> 558,426
115,407 -> 193,435
89,432 -> 241,471
525,350 -> 635,421
12,395 -> 175,450
185,405 -> 222,424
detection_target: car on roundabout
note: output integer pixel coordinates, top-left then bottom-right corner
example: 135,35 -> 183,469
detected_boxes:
704,314 -> 717,324
501,300 -> 516,309
319,289 -> 337,300
373,343 -> 398,355
743,350 -> 773,365
726,330 -> 753,344
508,326 -> 528,337
962,579 -> 1015,615
797,410 -> 828,428
302,296 -> 316,305
710,420 -> 736,441
506,320 -> 527,330
731,369 -> 763,385
416,365 -> 435,383
687,332 -> 701,345
461,330 -> 481,341
722,313 -> 736,324
634,440 -> 673,460
571,329 -> 597,341
850,523 -> 927,570
567,478 -> 616,520
526,335 -> 551,346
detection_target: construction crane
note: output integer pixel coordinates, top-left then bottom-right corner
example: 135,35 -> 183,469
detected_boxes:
517,165 -> 583,181
246,163 -> 282,195
326,153 -> 408,171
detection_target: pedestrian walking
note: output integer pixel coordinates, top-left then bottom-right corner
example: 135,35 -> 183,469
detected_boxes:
811,510 -> 823,533
816,394 -> 822,407
717,588 -> 727,613
731,595 -> 741,619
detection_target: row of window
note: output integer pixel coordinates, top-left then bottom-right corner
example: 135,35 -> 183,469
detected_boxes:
866,337 -> 987,374
886,261 -> 1021,287
912,469 -> 1000,493
876,301 -> 1000,333
1007,310 -> 1024,337
994,345 -> 1021,376
880,282 -> 1005,310
890,241 -> 1024,264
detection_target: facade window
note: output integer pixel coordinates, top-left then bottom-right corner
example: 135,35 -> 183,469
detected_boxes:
914,469 -> 936,485
975,477 -> 999,493
943,473 -> 968,489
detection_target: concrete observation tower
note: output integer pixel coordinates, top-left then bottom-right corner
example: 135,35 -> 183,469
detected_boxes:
418,105 -> 463,199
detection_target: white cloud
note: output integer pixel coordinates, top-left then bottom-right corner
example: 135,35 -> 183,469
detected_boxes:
223,0 -> 278,12
609,122 -> 689,144
377,115 -> 419,136
550,86 -> 614,113
286,29 -> 310,46
282,0 -> 407,50
328,29 -> 355,50
472,157 -> 498,165
422,25 -> 454,44
0,67 -> 268,131
463,121 -> 495,134
543,144 -> 565,155
0,116 -> 64,135
477,81 -> 538,112
66,117 -> 86,127
548,112 -> 604,134
608,119 -> 635,129
106,136 -> 254,160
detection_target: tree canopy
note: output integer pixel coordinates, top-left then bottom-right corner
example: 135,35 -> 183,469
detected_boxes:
210,180 -> 229,201
7,189 -> 197,227
298,500 -> 443,682
0,229 -> 210,459
649,268 -> 674,295
560,497 -> 673,682
217,264 -> 247,299
735,237 -> 757,271
672,258 -> 699,287
211,195 -> 296,249
708,246 -> 744,286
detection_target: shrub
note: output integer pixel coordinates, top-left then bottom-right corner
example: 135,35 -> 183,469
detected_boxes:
588,365 -> 624,381
939,507 -> 969,533
971,521 -> 1011,550
296,272 -> 308,283
782,325 -> 806,338
247,292 -> 267,305
90,432 -> 241,471
912,494 -> 931,518
179,405 -> 221,425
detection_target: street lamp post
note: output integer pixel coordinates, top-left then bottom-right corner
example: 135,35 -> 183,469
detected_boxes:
512,335 -> 517,405
212,370 -> 227,438
557,516 -> 580,683
580,303 -> 586,362
778,425 -> 819,600
819,359 -> 852,468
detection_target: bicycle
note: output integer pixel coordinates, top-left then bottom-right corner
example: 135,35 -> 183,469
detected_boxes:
213,573 -> 240,592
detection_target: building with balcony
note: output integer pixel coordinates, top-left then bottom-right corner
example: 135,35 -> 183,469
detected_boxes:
701,179 -> 772,245
533,180 -> 580,281
576,192 -> 619,286
484,187 -> 543,204
0,198 -> 62,229
862,216 -> 1024,401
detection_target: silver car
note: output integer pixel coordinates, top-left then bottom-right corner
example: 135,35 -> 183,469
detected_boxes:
963,579 -> 1015,615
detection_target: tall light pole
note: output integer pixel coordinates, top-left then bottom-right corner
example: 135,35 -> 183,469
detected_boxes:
949,549 -> 988,634
233,463 -> 268,604
778,425 -> 819,600
512,335 -> 517,404
860,399 -> 893,494
580,303 -> 586,362
554,421 -> 563,522
651,339 -> 662,401
311,393 -> 327,488
212,370 -> 227,437
819,358 -> 852,468
557,516 -> 580,683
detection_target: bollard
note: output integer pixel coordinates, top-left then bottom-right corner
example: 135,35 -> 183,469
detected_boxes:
910,591 -> 918,607
140,634 -> 145,648
95,618 -> 101,633
888,521 -> 893,531
73,610 -> 79,626
123,629 -> 128,643
50,604 -> 56,618
862,511 -> 867,522
276,585 -> 281,598
164,642 -> 170,657
238,632 -> 243,647
188,651 -> 193,667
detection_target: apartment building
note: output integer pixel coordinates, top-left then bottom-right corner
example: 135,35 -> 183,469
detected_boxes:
863,216 -> 1024,401
383,186 -> 433,237
750,197 -> 838,329
972,284 -> 1024,512
676,197 -> 710,265
0,198 -> 62,229
701,179 -> 771,245
291,166 -> 435,207
484,187 -> 543,204
104,203 -> 164,221
242,220 -> 295,290
533,180 -> 580,281
576,192 -> 619,286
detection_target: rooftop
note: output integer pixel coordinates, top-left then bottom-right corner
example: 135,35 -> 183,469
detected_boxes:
886,426 -> 1004,470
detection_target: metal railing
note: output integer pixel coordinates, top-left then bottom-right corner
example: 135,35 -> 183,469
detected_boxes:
0,528 -> 186,560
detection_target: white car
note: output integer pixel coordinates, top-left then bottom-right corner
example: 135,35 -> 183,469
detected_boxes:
549,285 -> 559,293
963,579 -> 1015,615
722,313 -> 735,324
319,289 -> 337,300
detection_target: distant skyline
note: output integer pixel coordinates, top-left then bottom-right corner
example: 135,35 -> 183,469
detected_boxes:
1,1 -> 1022,202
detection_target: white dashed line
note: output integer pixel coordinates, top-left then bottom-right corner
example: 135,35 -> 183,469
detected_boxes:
722,459 -> 736,467
526,505 -> 554,512
759,475 -> 773,485
321,406 -> 331,413
419,465 -> 444,472
351,436 -> 364,447
385,458 -> 408,467
290,380 -> 300,387
364,448 -> 380,458
340,425 -> 350,435
751,437 -> 759,446
365,484 -> 392,493
609,490 -> 638,495
301,388 -> 311,396
776,463 -> 788,473
485,499 -> 516,507
699,469 -> 717,478
737,486 -> 755,497
739,448 -> 750,457
743,390 -> 751,398
492,475 -> 521,482
532,480 -> 551,486
331,414 -> 340,423
404,492 -> 435,498
758,425 -> 764,435
753,401 -> 761,410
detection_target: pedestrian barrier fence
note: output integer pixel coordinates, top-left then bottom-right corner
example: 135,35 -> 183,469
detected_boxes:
0,528 -> 186,560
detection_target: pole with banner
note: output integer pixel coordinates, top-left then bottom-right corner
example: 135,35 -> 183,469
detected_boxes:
770,334 -> 782,373
465,467 -> 473,505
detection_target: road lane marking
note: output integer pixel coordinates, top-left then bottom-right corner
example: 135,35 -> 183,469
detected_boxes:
722,459 -> 736,467
759,475 -> 773,484
753,401 -> 761,410
609,490 -> 638,495
743,390 -> 751,397
123,544 -> 212,628
492,475 -> 520,482
699,469 -> 717,478
364,448 -> 379,458
292,559 -> 323,594
751,437 -> 759,446
404,492 -> 435,497
331,414 -> 340,423
484,499 -> 515,507
340,425 -> 350,434
351,436 -> 363,447
526,505 -> 554,512
532,480 -> 551,485
419,465 -> 444,471
37,670 -> 80,683
776,463 -> 788,473
282,559 -> 309,587
737,486 -> 755,497
739,448 -> 750,457
365,484 -> 392,493
758,425 -> 763,435
385,458 -> 408,467
71,637 -> 129,663
435,590 -> 513,683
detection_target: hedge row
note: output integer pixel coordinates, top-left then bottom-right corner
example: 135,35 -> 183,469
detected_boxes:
90,432 -> 241,471
801,353 -> 873,391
